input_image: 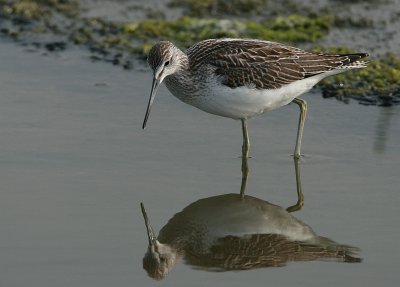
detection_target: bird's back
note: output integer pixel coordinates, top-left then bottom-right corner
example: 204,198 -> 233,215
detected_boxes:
185,38 -> 368,90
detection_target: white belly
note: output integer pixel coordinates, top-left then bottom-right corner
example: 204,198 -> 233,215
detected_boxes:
175,74 -> 325,119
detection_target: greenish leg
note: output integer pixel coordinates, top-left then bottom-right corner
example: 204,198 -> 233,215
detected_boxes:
240,119 -> 250,199
292,98 -> 308,159
286,157 -> 304,212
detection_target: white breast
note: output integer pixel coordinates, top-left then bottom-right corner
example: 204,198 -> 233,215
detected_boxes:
179,73 -> 332,120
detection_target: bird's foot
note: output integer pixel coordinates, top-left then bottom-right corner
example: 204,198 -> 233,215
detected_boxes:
286,201 -> 304,213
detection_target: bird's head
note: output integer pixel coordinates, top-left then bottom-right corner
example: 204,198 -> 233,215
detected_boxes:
140,203 -> 178,280
143,41 -> 186,129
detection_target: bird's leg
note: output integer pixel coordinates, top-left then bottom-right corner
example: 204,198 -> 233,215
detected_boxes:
286,156 -> 304,212
292,98 -> 308,159
240,119 -> 250,198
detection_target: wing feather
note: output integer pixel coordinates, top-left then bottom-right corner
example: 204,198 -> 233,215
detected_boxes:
186,39 -> 368,89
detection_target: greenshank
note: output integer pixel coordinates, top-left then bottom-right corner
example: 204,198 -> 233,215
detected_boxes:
143,39 -> 368,182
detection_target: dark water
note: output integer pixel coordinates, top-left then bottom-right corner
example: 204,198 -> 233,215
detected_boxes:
1,42 -> 399,286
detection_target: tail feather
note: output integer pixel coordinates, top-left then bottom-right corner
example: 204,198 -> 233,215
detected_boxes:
338,53 -> 369,69
343,53 -> 369,62
303,52 -> 369,79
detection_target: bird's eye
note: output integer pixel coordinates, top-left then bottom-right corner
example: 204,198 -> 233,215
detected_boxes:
164,60 -> 170,67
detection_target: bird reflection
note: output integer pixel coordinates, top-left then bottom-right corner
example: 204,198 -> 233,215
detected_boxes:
140,193 -> 361,280
240,151 -> 304,212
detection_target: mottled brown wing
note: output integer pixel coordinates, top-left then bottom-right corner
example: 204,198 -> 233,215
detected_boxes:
184,234 -> 361,271
186,39 -> 367,89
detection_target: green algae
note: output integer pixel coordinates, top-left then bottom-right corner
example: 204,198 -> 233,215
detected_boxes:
65,15 -> 334,65
319,52 -> 400,106
168,0 -> 267,16
169,0 -> 375,29
2,1 -> 42,19
121,15 -> 332,49
122,18 -> 241,47
167,0 -> 318,18
0,0 -> 79,42
0,0 -> 79,20
246,15 -> 333,43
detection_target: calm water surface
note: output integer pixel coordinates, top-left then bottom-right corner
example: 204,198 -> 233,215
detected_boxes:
0,42 -> 399,286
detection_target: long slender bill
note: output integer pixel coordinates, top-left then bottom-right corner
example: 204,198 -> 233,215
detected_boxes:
140,202 -> 156,246
142,77 -> 160,129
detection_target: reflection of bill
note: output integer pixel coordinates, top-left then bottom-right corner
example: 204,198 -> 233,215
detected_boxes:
140,194 -> 361,280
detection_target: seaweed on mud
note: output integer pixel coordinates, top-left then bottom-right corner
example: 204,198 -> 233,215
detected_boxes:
168,0 -> 318,18
168,0 -> 268,16
0,0 -> 79,19
65,15 -> 333,64
0,0 -> 79,42
319,52 -> 400,106
122,15 -> 332,48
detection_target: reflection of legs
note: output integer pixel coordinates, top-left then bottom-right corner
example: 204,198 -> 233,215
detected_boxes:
240,119 -> 250,198
293,98 -> 308,159
287,157 -> 304,212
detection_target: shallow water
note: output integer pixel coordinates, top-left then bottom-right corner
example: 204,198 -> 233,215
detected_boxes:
0,42 -> 399,286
